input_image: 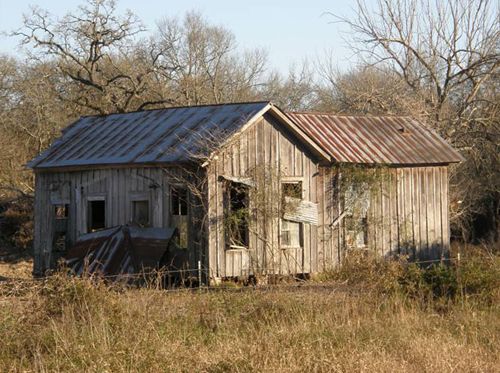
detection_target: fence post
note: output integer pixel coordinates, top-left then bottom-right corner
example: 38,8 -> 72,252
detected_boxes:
198,260 -> 202,289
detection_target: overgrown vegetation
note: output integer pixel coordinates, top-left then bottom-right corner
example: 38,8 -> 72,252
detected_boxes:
0,246 -> 498,372
321,246 -> 500,304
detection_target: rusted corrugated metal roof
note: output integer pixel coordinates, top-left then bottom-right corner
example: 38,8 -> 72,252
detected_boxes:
65,225 -> 177,280
287,112 -> 463,165
29,102 -> 270,169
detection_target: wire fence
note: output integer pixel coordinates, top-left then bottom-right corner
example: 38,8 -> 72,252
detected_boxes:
0,254 -> 478,295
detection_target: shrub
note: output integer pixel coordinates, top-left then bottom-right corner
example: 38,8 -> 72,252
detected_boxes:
323,250 -> 406,293
320,247 -> 500,304
456,248 -> 500,303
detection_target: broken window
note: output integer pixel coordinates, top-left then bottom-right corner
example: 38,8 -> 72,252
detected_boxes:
344,185 -> 370,248
225,182 -> 249,248
280,181 -> 303,248
87,199 -> 106,233
132,200 -> 149,226
52,202 -> 69,255
170,186 -> 188,248
282,181 -> 302,199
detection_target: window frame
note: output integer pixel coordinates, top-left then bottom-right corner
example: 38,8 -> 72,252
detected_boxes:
86,195 -> 107,233
280,178 -> 304,249
129,192 -> 151,226
279,218 -> 303,249
225,181 -> 250,250
170,185 -> 189,216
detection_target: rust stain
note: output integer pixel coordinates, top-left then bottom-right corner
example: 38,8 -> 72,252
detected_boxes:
287,112 -> 463,165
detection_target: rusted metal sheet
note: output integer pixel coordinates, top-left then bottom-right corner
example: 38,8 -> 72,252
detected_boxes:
28,102 -> 270,169
287,113 -> 463,165
65,225 -> 177,279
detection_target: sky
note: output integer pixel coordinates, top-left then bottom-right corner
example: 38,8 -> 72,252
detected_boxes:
0,0 -> 362,73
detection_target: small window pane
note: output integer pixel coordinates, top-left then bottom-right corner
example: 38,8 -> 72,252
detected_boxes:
132,200 -> 149,226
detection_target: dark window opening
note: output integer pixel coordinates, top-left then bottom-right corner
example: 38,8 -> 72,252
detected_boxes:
132,200 -> 149,226
170,187 -> 189,249
54,204 -> 69,219
282,181 -> 302,199
88,200 -> 106,233
226,182 -> 249,248
171,187 -> 188,216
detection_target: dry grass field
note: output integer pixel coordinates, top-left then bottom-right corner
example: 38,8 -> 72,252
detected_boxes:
0,248 -> 498,373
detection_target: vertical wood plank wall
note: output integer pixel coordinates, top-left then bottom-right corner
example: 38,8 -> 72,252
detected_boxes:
207,113 -> 321,278
33,122 -> 450,278
365,166 -> 450,261
33,167 -> 204,275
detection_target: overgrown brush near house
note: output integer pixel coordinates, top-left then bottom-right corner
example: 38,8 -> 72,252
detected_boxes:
320,246 -> 500,304
0,248 -> 499,372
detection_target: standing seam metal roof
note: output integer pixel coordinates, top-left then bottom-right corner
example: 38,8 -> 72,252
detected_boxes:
28,102 -> 270,169
28,102 -> 463,169
286,112 -> 463,165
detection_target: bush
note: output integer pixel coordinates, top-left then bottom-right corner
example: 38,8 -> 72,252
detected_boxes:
322,250 -> 405,293
456,248 -> 500,303
321,247 -> 500,303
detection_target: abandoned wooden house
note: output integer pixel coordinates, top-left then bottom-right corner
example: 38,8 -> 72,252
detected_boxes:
28,101 -> 463,281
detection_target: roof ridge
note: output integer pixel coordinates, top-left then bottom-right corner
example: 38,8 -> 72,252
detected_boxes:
287,111 -> 414,119
81,101 -> 271,118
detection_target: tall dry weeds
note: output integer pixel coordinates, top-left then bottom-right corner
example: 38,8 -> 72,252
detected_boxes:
0,249 -> 498,372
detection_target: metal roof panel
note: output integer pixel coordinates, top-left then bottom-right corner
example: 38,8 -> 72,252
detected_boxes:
286,112 -> 463,165
28,102 -> 270,169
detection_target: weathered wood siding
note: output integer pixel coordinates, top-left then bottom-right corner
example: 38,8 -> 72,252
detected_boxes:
33,167 -> 204,275
317,165 -> 450,267
366,166 -> 450,260
33,127 -> 450,278
207,113 -> 322,278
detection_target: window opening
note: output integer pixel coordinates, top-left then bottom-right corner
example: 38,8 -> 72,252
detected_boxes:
171,187 -> 188,216
132,200 -> 149,226
282,181 -> 302,199
281,220 -> 302,247
54,204 -> 69,219
226,182 -> 249,248
87,199 -> 106,233
280,181 -> 303,248
53,232 -> 67,252
344,185 -> 370,248
170,186 -> 188,248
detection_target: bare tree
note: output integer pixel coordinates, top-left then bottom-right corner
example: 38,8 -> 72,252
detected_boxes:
316,62 -> 427,115
333,0 -> 499,126
151,11 -> 267,105
331,0 -> 500,241
13,0 -> 170,114
262,62 -> 318,111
